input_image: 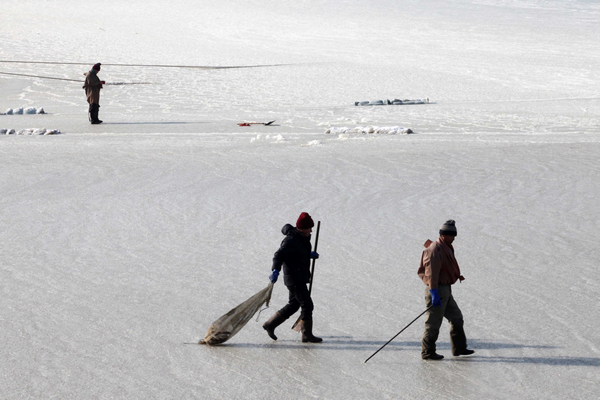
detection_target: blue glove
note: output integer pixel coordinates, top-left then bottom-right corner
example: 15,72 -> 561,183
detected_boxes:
430,288 -> 441,307
311,251 -> 319,259
269,270 -> 279,283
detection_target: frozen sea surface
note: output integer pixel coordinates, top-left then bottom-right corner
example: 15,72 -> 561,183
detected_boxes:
1,0 -> 599,135
1,133 -> 599,399
1,0 -> 599,399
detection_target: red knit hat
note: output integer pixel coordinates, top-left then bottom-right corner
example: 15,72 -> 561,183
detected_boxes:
92,63 -> 101,71
296,212 -> 314,229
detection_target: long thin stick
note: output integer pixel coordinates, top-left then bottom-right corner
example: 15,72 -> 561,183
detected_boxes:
308,220 -> 321,296
291,220 -> 321,331
364,306 -> 433,363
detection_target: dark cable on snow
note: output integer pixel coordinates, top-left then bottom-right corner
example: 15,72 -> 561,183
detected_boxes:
0,71 -> 82,82
0,71 -> 151,84
0,60 -> 296,69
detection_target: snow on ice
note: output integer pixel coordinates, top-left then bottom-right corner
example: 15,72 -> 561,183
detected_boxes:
1,128 -> 61,135
325,126 -> 414,135
3,107 -> 45,115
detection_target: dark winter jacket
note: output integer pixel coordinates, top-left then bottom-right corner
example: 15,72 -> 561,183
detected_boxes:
83,70 -> 103,104
272,224 -> 312,287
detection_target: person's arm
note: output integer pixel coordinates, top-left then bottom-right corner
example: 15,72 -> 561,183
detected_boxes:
87,74 -> 103,88
271,237 -> 293,272
426,248 -> 442,307
269,240 -> 291,283
427,248 -> 441,290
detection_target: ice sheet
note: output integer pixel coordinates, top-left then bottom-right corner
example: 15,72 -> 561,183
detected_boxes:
1,0 -> 599,398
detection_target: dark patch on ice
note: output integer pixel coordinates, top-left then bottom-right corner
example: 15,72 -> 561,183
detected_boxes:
102,121 -> 209,125
453,356 -> 600,367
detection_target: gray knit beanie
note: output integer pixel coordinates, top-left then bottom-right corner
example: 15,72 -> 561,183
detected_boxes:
439,220 -> 457,236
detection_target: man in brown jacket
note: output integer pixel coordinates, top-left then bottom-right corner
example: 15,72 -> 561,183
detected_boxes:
418,220 -> 474,360
83,63 -> 105,124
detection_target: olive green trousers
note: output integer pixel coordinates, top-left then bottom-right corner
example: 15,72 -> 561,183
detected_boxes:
422,284 -> 468,358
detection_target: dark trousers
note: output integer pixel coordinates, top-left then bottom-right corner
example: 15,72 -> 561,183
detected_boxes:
88,103 -> 100,123
422,285 -> 468,357
278,284 -> 314,321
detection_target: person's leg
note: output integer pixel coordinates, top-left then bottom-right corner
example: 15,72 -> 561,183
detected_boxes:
262,311 -> 287,340
279,287 -> 302,319
444,290 -> 473,356
293,284 -> 314,321
421,285 -> 450,359
90,103 -> 102,124
88,103 -> 93,123
263,287 -> 299,340
293,285 -> 322,343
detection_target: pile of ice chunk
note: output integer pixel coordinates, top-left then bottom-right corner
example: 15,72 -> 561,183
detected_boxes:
325,126 -> 414,135
355,98 -> 429,106
250,134 -> 285,143
3,107 -> 46,115
1,128 -> 61,135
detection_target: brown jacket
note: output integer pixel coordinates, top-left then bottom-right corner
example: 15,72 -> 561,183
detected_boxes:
418,238 -> 464,289
83,70 -> 103,104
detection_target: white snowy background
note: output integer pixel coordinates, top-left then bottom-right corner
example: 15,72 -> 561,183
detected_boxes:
1,0 -> 599,398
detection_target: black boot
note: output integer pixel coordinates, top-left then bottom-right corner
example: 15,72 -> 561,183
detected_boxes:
301,319 -> 322,343
422,353 -> 444,360
90,103 -> 102,124
262,311 -> 287,341
453,349 -> 475,357
450,323 -> 472,356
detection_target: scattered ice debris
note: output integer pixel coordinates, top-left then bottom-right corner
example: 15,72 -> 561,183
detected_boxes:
302,140 -> 322,147
355,98 -> 429,106
250,134 -> 285,143
320,117 -> 370,127
325,126 -> 414,135
2,128 -> 61,135
4,107 -> 46,115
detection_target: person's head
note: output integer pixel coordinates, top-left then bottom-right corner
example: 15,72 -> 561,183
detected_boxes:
439,219 -> 457,245
92,63 -> 101,72
296,212 -> 314,237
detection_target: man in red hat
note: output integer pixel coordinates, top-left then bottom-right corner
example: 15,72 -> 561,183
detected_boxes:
262,212 -> 322,343
83,63 -> 105,124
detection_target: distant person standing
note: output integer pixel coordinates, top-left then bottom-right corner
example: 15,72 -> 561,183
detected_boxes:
417,220 -> 474,360
83,63 -> 105,124
262,212 -> 323,343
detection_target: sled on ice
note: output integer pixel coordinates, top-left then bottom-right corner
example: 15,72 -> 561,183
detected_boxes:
237,120 -> 276,126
